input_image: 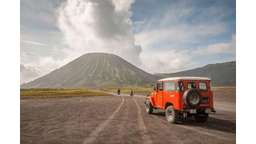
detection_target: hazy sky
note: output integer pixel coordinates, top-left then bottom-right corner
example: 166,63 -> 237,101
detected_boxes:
21,0 -> 236,84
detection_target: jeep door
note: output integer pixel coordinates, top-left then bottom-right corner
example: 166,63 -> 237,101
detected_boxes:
156,81 -> 164,108
163,81 -> 179,109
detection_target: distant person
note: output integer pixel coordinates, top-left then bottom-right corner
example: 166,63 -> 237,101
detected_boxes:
130,89 -> 134,96
117,88 -> 120,95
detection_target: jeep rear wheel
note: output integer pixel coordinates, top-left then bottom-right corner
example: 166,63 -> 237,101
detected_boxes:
195,113 -> 208,123
165,106 -> 178,123
145,100 -> 153,114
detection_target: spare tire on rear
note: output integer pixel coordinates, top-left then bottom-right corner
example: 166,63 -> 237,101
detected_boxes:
183,89 -> 201,108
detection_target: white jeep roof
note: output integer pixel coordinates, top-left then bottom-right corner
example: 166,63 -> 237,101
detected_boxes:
158,76 -> 211,81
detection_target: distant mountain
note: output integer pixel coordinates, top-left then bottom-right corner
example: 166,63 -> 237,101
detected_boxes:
155,61 -> 236,86
21,53 -> 157,88
21,53 -> 235,88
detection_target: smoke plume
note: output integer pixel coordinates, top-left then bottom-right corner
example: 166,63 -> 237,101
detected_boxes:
57,0 -> 142,66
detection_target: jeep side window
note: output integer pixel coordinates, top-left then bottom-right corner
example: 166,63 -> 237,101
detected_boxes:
157,82 -> 163,91
164,81 -> 176,91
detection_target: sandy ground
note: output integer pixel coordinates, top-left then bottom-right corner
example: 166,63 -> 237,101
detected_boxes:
21,88 -> 236,144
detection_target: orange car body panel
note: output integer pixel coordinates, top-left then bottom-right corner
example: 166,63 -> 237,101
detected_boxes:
149,78 -> 214,110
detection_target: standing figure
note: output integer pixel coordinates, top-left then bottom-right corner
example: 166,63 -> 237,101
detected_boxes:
130,89 -> 134,96
117,88 -> 121,95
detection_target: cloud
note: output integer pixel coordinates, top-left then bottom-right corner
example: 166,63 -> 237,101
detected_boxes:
20,64 -> 40,84
24,56 -> 69,77
194,34 -> 236,56
20,0 -> 236,81
56,0 -> 142,66
21,40 -> 47,46
135,23 -> 226,49
134,0 -> 235,73
21,0 -> 142,82
140,49 -> 192,73
135,24 -> 230,73
140,35 -> 236,73
21,0 -> 63,31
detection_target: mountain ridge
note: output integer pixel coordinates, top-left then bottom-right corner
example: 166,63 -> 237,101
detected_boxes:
21,53 -> 236,88
154,61 -> 236,86
21,53 -> 157,88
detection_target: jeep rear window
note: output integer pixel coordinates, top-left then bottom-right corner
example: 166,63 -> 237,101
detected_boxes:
187,82 -> 196,89
164,81 -> 176,91
178,81 -> 184,91
199,82 -> 207,90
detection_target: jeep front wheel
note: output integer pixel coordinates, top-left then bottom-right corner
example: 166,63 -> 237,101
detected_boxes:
165,106 -> 178,123
195,113 -> 208,123
145,100 -> 153,114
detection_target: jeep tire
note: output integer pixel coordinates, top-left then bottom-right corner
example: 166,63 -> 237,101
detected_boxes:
195,113 -> 208,123
183,89 -> 201,108
145,100 -> 153,114
165,105 -> 178,123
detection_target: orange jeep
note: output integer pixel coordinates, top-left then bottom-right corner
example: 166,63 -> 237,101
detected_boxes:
145,77 -> 215,123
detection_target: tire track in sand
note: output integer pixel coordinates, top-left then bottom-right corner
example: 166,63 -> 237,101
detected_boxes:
83,96 -> 125,144
135,97 -> 235,143
149,108 -> 235,142
148,106 -> 235,142
133,97 -> 153,144
176,124 -> 235,141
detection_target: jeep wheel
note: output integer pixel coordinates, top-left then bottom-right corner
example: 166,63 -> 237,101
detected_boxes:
145,100 -> 153,114
165,106 -> 178,123
183,89 -> 201,108
195,113 -> 208,123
